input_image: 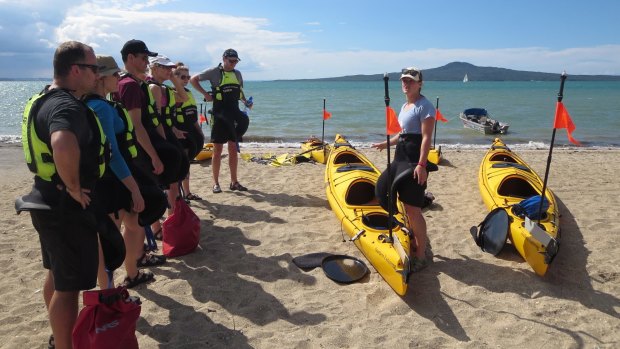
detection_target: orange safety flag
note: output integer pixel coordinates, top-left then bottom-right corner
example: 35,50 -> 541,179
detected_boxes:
436,108 -> 448,123
323,109 -> 332,120
199,114 -> 207,124
386,107 -> 401,134
553,101 -> 580,145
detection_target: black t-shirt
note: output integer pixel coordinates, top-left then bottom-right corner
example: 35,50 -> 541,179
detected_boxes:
31,89 -> 96,207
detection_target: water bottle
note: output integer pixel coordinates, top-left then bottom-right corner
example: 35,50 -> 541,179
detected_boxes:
243,96 -> 253,116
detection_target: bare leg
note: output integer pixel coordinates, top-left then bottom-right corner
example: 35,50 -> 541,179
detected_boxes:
405,204 -> 427,259
228,141 -> 238,184
182,175 -> 190,196
212,143 -> 224,186
167,183 -> 179,214
122,212 -> 145,279
48,288 -> 79,349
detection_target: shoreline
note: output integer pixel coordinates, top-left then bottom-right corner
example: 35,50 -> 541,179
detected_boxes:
1,145 -> 618,348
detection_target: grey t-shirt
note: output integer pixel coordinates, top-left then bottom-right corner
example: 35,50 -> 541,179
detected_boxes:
196,65 -> 244,88
398,95 -> 436,134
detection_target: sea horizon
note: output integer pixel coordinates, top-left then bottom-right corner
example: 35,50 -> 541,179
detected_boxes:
2,80 -> 619,149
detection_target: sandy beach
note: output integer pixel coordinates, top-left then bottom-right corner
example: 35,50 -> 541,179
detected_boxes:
0,143 -> 618,348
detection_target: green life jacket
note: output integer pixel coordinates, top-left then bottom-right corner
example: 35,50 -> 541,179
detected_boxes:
213,66 -> 245,107
148,80 -> 177,127
22,88 -> 108,183
120,72 -> 160,129
84,94 -> 138,160
175,88 -> 198,125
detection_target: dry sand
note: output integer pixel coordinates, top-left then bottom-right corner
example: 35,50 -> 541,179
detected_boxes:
0,143 -> 618,348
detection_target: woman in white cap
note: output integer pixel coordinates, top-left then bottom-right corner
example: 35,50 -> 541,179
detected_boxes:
372,67 -> 436,272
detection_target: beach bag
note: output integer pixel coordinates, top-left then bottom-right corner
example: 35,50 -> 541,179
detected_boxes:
162,197 -> 200,257
512,195 -> 549,220
72,287 -> 141,349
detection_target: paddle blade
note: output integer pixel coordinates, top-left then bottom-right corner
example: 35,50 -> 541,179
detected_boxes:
436,108 -> 448,123
553,102 -> 580,145
323,109 -> 332,120
386,107 -> 401,135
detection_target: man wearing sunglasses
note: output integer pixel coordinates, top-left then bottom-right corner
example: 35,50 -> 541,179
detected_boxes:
190,48 -> 252,193
18,41 -> 110,349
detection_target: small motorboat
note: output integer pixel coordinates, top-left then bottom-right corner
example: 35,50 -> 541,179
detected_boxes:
459,108 -> 509,134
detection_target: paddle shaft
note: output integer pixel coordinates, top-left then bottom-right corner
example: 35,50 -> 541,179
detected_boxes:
384,73 -> 394,243
537,72 -> 567,222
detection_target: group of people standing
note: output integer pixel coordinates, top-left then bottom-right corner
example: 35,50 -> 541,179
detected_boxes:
17,37 -> 436,349
17,39 -> 252,349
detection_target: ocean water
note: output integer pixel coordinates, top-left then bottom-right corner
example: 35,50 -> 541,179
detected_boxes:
2,80 -> 619,149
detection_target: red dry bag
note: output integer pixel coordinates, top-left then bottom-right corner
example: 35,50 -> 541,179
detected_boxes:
72,287 -> 141,349
162,197 -> 201,257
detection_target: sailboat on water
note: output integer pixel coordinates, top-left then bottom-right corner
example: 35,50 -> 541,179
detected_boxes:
463,74 -> 469,83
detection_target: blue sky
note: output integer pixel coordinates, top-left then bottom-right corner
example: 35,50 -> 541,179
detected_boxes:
1,0 -> 619,80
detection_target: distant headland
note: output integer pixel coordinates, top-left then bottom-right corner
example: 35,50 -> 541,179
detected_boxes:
285,62 -> 620,82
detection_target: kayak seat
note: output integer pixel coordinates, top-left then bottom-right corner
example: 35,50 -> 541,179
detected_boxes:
491,162 -> 531,172
334,142 -> 353,149
337,164 -> 375,173
361,213 -> 398,230
333,152 -> 363,164
346,180 -> 376,206
489,154 -> 517,162
498,177 -> 539,198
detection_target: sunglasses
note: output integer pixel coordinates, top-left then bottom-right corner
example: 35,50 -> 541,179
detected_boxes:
178,75 -> 190,80
401,68 -> 420,77
228,59 -> 239,64
74,63 -> 99,74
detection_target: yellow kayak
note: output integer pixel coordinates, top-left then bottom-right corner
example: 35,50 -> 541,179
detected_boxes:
301,137 -> 331,164
194,143 -> 214,161
478,138 -> 560,276
325,134 -> 411,295
427,146 -> 441,165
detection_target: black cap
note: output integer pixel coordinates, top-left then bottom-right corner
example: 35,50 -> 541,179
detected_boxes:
121,39 -> 158,57
223,48 -> 240,60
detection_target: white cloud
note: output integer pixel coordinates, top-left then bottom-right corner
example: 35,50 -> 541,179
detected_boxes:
1,1 -> 619,79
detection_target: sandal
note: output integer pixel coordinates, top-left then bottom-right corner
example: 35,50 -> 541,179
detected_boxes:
122,270 -> 154,289
411,257 -> 429,273
186,193 -> 202,200
212,184 -> 222,193
229,182 -> 248,191
48,334 -> 54,349
137,252 -> 166,267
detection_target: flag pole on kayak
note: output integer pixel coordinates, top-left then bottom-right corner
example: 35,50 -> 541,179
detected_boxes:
536,71 -> 580,221
322,99 -> 326,145
433,97 -> 439,149
383,73 -> 395,243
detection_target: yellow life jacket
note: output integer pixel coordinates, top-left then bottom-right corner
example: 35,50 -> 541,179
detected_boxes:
119,73 -> 160,129
213,67 -> 245,107
85,94 -> 138,160
175,88 -> 198,125
22,88 -> 108,183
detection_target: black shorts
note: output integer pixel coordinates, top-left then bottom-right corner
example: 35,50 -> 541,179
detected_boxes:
210,108 -> 249,144
376,161 -> 427,209
393,138 -> 426,208
31,210 -> 99,291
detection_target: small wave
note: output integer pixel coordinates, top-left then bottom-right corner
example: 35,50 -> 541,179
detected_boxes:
0,134 -> 21,144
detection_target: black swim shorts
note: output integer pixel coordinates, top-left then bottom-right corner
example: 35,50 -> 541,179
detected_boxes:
31,209 -> 99,291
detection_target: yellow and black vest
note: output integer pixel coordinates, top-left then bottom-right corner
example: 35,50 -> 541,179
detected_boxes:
22,88 -> 108,184
119,73 -> 160,130
84,94 -> 138,161
213,67 -> 245,108
148,80 -> 177,128
175,88 -> 198,126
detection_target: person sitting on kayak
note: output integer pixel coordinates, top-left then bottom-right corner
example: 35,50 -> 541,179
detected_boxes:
371,66 -> 436,273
